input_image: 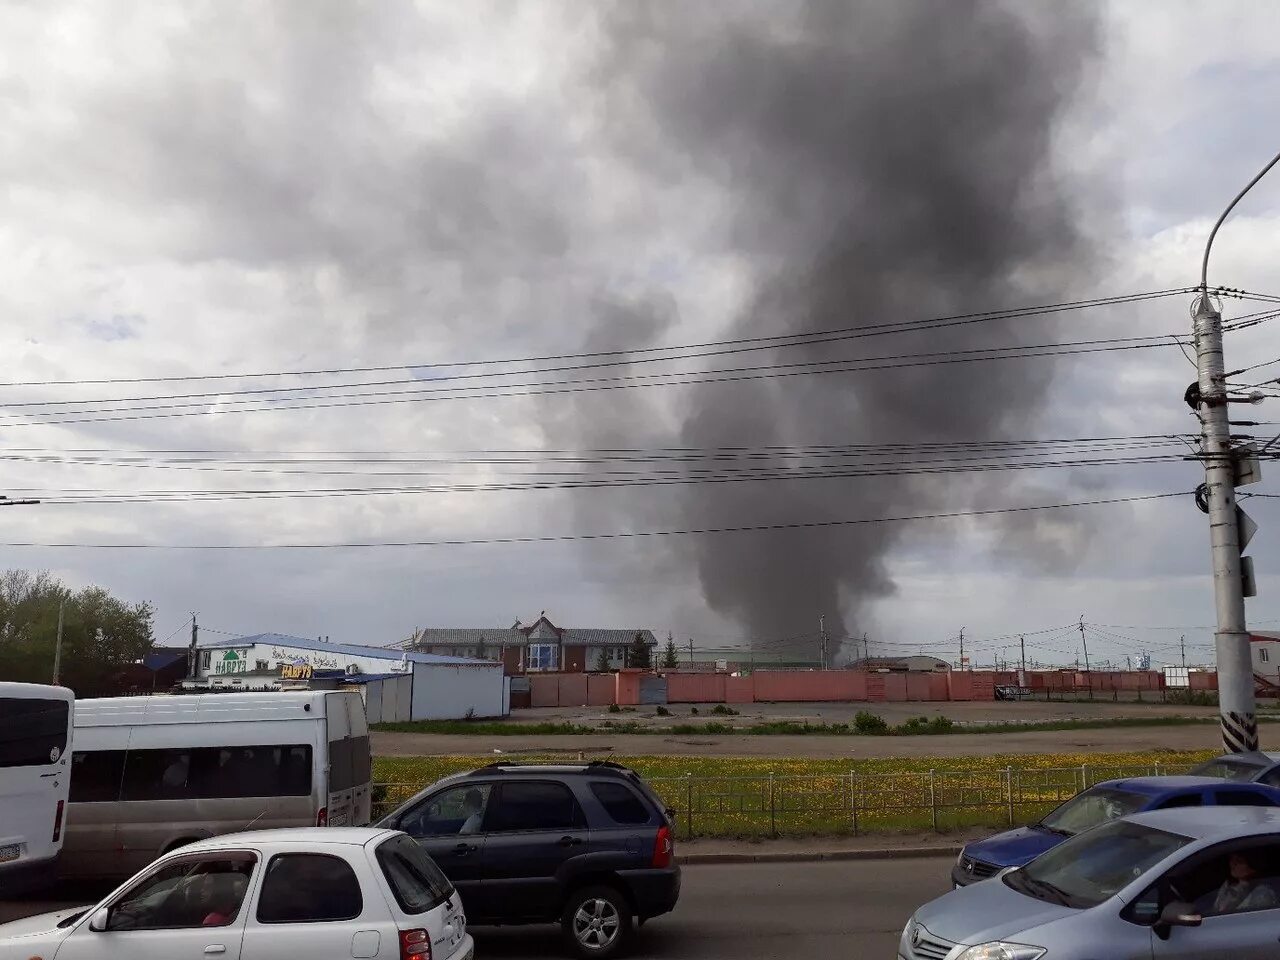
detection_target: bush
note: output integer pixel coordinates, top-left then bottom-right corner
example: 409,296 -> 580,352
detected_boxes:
897,715 -> 956,735
608,703 -> 622,714
656,706 -> 671,717
711,704 -> 740,716
690,707 -> 699,715
853,710 -> 889,735
1166,689 -> 1218,707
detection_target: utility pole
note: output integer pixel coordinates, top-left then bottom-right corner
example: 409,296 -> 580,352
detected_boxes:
819,615 -> 828,670
186,613 -> 199,681
1181,635 -> 1187,670
688,638 -> 695,669
958,627 -> 965,670
862,632 -> 869,662
51,598 -> 65,685
1191,149 -> 1280,753
1078,616 -> 1092,699
1019,635 -> 1027,680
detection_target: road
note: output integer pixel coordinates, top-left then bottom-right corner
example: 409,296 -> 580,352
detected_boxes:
2,858 -> 953,958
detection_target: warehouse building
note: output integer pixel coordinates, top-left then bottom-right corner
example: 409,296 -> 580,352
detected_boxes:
186,632 -> 508,720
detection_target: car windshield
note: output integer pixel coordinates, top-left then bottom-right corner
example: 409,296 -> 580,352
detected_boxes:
1039,786 -> 1149,836
1190,757 -> 1265,782
1007,820 -> 1191,909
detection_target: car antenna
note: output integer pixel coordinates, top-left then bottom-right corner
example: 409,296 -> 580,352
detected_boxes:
243,810 -> 268,832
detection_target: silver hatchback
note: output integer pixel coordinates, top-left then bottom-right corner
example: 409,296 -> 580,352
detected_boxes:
901,806 -> 1280,960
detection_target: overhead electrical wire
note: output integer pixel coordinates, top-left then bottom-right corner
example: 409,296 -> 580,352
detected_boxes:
0,490 -> 1187,548
0,287 -> 1196,390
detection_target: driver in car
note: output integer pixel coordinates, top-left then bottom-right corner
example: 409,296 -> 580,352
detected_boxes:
459,789 -> 485,834
1213,852 -> 1279,914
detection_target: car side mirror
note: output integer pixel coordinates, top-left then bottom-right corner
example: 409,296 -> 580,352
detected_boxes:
1155,901 -> 1202,939
88,907 -> 110,932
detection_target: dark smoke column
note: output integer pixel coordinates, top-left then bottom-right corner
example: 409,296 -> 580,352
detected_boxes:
591,1 -> 1100,656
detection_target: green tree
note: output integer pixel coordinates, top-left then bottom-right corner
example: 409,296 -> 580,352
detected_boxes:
661,633 -> 680,670
626,631 -> 652,670
594,648 -> 611,673
0,569 -> 154,697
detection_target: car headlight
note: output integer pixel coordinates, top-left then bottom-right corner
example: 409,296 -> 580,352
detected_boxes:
956,943 -> 1045,960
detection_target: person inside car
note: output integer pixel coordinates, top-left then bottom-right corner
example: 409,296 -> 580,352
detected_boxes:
459,788 -> 485,834
1212,852 -> 1279,914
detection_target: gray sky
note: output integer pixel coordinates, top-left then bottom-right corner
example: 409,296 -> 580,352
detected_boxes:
4,1 -> 1280,669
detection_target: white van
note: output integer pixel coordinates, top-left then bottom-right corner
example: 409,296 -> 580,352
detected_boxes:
0,683 -> 74,895
63,691 -> 372,879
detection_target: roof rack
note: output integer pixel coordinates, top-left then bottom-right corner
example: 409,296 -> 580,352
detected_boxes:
471,760 -> 635,777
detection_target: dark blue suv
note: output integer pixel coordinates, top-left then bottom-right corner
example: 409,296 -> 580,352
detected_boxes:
378,761 -> 679,958
952,775 -> 1280,887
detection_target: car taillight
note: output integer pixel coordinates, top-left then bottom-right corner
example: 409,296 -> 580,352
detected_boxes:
52,800 -> 64,843
400,928 -> 432,959
316,807 -> 328,827
652,824 -> 673,868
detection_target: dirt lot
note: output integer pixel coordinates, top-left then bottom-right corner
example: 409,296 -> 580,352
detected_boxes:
372,700 -> 1231,759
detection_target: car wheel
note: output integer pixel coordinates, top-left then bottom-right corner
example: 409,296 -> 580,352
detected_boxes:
562,885 -> 632,959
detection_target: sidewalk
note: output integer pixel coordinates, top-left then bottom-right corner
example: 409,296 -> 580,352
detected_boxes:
677,829 -> 985,865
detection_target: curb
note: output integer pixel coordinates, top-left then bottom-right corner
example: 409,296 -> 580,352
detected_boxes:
680,845 -> 960,865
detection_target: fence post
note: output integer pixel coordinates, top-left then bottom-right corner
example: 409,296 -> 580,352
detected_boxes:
850,770 -> 859,836
1154,761 -> 1161,777
685,774 -> 693,840
1081,764 -> 1088,790
1005,767 -> 1014,826
929,770 -> 938,831
769,771 -> 777,839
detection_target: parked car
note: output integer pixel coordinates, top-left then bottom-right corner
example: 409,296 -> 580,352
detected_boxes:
0,827 -> 472,960
1190,751 -> 1280,786
905,806 -> 1280,960
953,775 -> 1280,887
378,761 -> 680,958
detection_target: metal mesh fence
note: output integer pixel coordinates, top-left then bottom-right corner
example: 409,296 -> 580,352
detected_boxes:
372,760 -> 1189,838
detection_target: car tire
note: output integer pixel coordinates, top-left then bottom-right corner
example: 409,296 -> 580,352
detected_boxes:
562,885 -> 632,959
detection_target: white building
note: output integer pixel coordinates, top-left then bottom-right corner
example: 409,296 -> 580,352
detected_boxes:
188,632 -> 508,721
1252,632 -> 1280,681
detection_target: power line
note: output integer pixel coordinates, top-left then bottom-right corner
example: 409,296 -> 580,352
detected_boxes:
0,490 -> 1187,549
0,338 -> 1184,429
0,287 -> 1194,390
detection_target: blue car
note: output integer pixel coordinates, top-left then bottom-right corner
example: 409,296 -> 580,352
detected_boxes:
951,775 -> 1280,887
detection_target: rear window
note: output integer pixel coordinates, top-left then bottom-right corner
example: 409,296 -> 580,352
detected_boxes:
257,853 -> 363,924
590,781 -> 653,825
376,834 -> 454,914
0,698 -> 69,768
1191,758 -> 1265,782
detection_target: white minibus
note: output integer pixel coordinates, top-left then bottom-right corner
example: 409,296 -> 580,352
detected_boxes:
63,690 -> 371,878
0,682 -> 74,895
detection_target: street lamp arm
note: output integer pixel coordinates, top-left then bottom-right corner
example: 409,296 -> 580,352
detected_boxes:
1202,147 -> 1280,290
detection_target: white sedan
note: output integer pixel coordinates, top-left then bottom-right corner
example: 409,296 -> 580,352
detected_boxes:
0,827 -> 473,960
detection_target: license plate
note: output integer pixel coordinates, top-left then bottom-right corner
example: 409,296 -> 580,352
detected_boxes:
0,844 -> 21,864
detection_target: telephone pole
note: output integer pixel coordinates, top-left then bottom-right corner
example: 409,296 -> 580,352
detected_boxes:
1192,148 -> 1280,753
818,615 -> 828,670
186,613 -> 199,681
1019,635 -> 1027,675
51,598 -> 65,685
1181,635 -> 1187,670
1078,616 -> 1092,699
958,627 -> 965,670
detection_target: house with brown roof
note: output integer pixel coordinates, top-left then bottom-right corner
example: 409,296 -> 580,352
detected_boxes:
403,612 -> 658,675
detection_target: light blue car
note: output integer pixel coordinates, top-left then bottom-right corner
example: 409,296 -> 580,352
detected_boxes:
902,806 -> 1280,960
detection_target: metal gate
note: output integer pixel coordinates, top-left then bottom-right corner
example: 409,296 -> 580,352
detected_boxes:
639,674 -> 668,705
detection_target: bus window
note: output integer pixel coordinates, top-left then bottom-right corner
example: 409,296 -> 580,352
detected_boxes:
328,739 -> 353,792
70,751 -> 127,803
0,698 -> 70,767
116,745 -> 313,801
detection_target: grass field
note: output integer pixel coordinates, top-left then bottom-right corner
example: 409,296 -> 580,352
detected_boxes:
372,748 -> 1219,838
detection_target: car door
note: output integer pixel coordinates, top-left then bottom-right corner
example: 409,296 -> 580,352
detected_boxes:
240,850 -> 393,960
396,782 -> 494,908
54,851 -> 256,960
1149,837 -> 1280,960
479,779 -> 591,922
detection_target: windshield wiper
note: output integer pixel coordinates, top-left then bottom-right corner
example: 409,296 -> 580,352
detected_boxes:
1038,823 -> 1072,837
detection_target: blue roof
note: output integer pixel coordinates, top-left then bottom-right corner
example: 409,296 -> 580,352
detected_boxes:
196,632 -> 493,667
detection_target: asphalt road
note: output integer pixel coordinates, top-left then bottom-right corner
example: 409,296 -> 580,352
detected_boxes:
2,858 -> 954,958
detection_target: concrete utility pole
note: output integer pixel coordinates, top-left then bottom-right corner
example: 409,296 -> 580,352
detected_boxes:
1193,148 -> 1280,753
51,598 -> 65,685
186,613 -> 199,681
1181,635 -> 1187,669
818,615 -> 828,670
958,627 -> 965,670
1078,616 -> 1092,699
688,638 -> 695,668
1019,635 -> 1027,676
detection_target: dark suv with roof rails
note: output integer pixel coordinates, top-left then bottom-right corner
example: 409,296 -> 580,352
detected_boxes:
377,760 -> 679,958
